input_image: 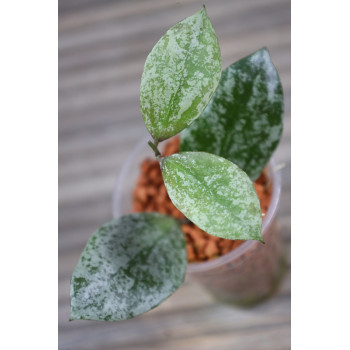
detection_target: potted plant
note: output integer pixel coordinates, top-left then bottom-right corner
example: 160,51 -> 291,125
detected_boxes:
70,6 -> 285,321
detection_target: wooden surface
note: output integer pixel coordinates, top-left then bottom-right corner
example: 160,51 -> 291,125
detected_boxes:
58,0 -> 291,349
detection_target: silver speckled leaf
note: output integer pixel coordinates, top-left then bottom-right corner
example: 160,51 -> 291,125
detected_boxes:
140,7 -> 222,141
161,152 -> 262,241
70,213 -> 187,321
180,48 -> 284,181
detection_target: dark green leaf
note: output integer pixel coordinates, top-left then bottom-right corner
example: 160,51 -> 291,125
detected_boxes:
70,213 -> 187,321
161,152 -> 262,241
180,48 -> 284,181
140,7 -> 222,141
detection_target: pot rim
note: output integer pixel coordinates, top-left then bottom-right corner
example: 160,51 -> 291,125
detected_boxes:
113,136 -> 282,273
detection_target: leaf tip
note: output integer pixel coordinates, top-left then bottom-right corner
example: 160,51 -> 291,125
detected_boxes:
200,5 -> 210,21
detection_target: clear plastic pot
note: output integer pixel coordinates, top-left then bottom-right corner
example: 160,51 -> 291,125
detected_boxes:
113,136 -> 286,306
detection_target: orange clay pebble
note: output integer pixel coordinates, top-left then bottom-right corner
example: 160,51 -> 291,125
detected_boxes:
149,167 -> 161,182
181,225 -> 192,235
133,201 -> 143,212
171,207 -> 185,219
255,185 -> 265,212
219,239 -> 234,255
187,226 -> 206,242
157,185 -> 168,202
204,240 -> 219,258
187,228 -> 207,256
137,175 -> 148,186
186,245 -> 196,262
184,234 -> 193,244
154,176 -> 164,187
254,183 -> 264,202
207,234 -> 221,243
161,200 -> 172,214
163,137 -> 180,156
140,159 -> 153,174
144,202 -> 157,212
156,205 -> 168,215
134,186 -> 148,203
232,240 -> 244,249
145,185 -> 157,197
255,171 -> 266,185
254,183 -> 270,214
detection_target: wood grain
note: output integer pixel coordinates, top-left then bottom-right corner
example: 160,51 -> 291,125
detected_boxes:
59,0 -> 291,348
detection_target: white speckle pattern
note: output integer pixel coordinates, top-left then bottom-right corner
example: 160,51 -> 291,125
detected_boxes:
249,48 -> 278,101
140,7 -> 222,141
181,48 -> 284,181
70,213 -> 187,321
161,152 -> 262,240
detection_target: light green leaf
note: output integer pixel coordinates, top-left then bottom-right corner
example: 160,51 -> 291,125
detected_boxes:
180,48 -> 284,181
70,213 -> 187,321
161,152 -> 262,241
140,6 -> 222,141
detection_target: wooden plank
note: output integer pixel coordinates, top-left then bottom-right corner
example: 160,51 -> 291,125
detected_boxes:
59,289 -> 290,350
59,0 -> 286,32
59,0 -> 288,51
59,23 -> 289,78
58,42 -> 290,109
59,42 -> 290,117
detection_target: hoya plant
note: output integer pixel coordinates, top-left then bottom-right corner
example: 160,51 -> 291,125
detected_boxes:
70,7 -> 283,322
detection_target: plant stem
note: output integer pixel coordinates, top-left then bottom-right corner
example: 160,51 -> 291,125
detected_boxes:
147,139 -> 161,157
